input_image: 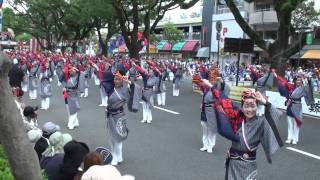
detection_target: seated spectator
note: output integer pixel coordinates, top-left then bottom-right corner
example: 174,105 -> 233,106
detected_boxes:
40,132 -> 72,180
81,165 -> 135,180
23,106 -> 39,131
34,122 -> 61,160
27,129 -> 43,143
60,141 -> 90,180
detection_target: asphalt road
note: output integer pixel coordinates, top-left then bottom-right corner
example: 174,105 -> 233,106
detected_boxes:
23,77 -> 320,180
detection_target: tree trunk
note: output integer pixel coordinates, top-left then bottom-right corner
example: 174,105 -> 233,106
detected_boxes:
97,28 -> 107,56
269,12 -> 291,76
128,41 -> 140,59
0,53 -> 42,180
72,41 -> 77,53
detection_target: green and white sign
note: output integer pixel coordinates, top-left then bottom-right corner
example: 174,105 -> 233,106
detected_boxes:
306,33 -> 313,45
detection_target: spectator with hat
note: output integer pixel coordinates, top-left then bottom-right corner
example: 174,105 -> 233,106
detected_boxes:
34,122 -> 61,160
40,132 -> 72,180
60,140 -> 90,180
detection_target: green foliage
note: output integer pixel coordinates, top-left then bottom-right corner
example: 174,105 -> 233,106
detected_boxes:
291,1 -> 320,30
149,33 -> 161,44
163,22 -> 184,44
0,146 -> 14,180
0,146 -> 47,180
16,33 -> 32,42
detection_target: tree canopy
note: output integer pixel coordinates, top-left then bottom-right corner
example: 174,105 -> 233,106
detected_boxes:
224,0 -> 318,73
163,22 -> 184,44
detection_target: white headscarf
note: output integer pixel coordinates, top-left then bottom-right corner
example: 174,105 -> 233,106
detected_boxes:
42,132 -> 72,157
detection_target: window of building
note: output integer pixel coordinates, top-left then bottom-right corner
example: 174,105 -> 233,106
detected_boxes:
216,0 -> 244,14
255,2 -> 272,12
264,31 -> 277,40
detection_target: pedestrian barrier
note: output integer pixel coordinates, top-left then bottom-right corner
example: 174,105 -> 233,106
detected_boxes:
266,91 -> 320,117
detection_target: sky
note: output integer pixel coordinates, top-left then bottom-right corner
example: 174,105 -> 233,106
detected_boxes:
314,0 -> 320,10
160,1 -> 203,21
2,0 -> 319,19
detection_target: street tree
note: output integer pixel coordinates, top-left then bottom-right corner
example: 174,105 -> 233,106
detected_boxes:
163,22 -> 184,53
2,7 -> 25,35
87,0 -> 119,56
15,33 -> 32,42
0,53 -> 42,180
7,0 -> 69,50
112,0 -> 200,60
224,0 -> 312,74
291,0 -> 320,30
8,0 -> 99,52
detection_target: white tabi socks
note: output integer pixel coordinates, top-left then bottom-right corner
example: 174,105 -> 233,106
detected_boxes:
141,102 -> 147,123
110,141 -> 123,166
172,84 -> 176,96
56,75 -> 62,86
286,116 -> 300,144
172,84 -> 180,96
200,122 -> 216,153
84,88 -> 89,98
146,103 -> 152,123
68,113 -> 79,130
94,74 -> 100,86
29,90 -> 37,100
99,89 -> 108,107
141,102 -> 152,123
40,98 -> 50,110
286,116 -> 294,144
175,89 -> 180,96
157,94 -> 162,106
22,83 -> 28,92
161,92 -> 166,106
157,93 -> 166,106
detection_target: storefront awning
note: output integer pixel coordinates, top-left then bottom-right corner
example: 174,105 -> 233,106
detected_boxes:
301,50 -> 320,59
172,41 -> 186,51
290,50 -> 306,59
182,40 -> 200,51
156,40 -> 167,50
162,42 -> 172,51
139,44 -> 157,54
196,47 -> 209,57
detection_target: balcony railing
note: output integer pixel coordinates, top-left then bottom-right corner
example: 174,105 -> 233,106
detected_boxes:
216,5 -> 244,14
249,10 -> 278,25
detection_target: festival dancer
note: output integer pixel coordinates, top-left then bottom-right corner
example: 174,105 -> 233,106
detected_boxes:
169,62 -> 184,97
60,63 -> 85,130
192,66 -> 230,153
39,59 -> 54,110
272,69 -> 314,144
157,61 -> 167,106
28,57 -> 41,100
249,65 -> 274,116
106,71 -> 140,165
212,87 -> 283,180
133,61 -> 160,124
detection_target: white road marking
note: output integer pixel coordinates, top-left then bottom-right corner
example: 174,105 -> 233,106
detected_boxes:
286,147 -> 320,160
153,105 -> 180,115
139,102 -> 180,115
